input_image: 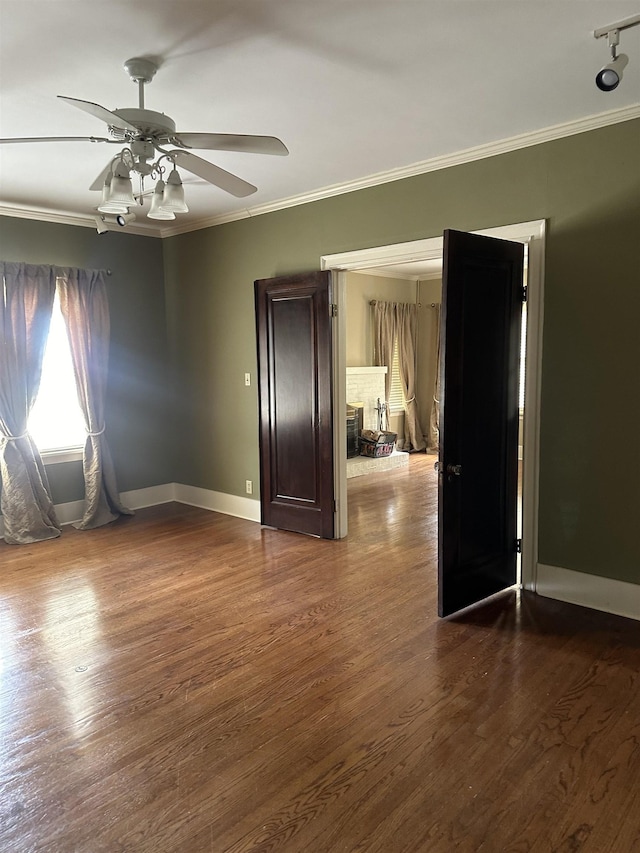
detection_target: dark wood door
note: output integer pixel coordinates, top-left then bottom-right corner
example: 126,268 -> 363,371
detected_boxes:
438,230 -> 524,617
255,271 -> 335,538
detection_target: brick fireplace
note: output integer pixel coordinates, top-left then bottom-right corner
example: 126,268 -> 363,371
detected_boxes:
346,366 -> 387,430
345,366 -> 408,478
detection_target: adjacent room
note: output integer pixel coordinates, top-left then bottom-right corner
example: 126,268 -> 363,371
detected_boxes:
1,2 -> 639,851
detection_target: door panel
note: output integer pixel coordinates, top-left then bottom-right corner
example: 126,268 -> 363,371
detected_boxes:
438,230 -> 524,617
255,271 -> 334,538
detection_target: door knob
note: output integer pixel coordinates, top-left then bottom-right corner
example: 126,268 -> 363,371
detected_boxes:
446,463 -> 462,476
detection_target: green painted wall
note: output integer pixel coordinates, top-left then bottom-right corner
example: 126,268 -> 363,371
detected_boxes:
163,119 -> 640,586
2,121 -> 638,585
0,217 -> 173,504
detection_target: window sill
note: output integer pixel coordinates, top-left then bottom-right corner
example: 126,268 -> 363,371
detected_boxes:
41,447 -> 83,465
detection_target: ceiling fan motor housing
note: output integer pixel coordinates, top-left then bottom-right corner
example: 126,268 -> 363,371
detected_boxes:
109,109 -> 176,141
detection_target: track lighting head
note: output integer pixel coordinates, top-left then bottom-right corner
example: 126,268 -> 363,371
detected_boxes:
595,52 -> 628,91
593,14 -> 640,91
94,215 -> 109,235
94,211 -> 135,233
115,212 -> 136,227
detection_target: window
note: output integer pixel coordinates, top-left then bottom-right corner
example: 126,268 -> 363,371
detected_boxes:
28,292 -> 86,454
388,338 -> 405,412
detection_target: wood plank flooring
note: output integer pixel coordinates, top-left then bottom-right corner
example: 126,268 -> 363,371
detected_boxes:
1,453 -> 639,852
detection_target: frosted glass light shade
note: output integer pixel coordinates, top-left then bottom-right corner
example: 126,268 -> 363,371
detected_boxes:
97,173 -> 130,214
147,181 -> 176,220
162,168 -> 189,213
109,174 -> 136,206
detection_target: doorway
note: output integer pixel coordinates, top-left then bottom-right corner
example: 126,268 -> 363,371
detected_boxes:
321,219 -> 545,593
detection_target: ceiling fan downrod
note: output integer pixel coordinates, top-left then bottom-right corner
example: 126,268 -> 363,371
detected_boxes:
123,57 -> 158,110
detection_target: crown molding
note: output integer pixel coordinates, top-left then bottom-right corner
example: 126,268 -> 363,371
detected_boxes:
0,203 -> 161,237
1,104 -> 638,238
159,103 -> 640,237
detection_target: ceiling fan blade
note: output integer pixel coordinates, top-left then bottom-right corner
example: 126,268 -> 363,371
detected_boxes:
0,135 -> 113,144
170,150 -> 257,198
57,96 -> 139,133
173,133 -> 289,156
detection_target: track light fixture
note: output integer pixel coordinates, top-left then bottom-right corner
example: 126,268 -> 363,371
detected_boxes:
94,212 -> 137,234
115,212 -> 137,227
593,14 -> 640,91
94,215 -> 109,235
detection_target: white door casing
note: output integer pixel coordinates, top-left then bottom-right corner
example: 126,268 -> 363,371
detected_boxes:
322,219 -> 546,594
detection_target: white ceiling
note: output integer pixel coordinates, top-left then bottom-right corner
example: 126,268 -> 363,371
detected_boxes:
1,1 -> 639,238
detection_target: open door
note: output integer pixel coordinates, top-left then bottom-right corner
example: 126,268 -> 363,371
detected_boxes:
438,230 -> 524,617
255,271 -> 335,538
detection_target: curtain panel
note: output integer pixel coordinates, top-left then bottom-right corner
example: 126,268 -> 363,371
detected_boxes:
372,301 -> 395,409
0,261 -> 131,544
57,269 -> 132,529
372,299 -> 426,452
395,302 -> 426,452
0,262 -> 61,544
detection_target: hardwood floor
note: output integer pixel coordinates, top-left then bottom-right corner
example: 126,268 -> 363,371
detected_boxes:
1,454 -> 638,852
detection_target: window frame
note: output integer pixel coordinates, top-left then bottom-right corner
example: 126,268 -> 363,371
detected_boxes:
41,447 -> 84,465
28,289 -> 86,464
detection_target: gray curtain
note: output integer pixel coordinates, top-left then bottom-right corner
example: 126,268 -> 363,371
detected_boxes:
57,269 -> 132,529
0,262 -> 61,544
428,303 -> 441,453
396,302 -> 426,452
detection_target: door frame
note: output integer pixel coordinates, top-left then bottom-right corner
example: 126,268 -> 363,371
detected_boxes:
321,218 -> 545,593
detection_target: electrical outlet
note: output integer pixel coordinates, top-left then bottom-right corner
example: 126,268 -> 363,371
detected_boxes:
244,372 -> 251,386
245,480 -> 253,495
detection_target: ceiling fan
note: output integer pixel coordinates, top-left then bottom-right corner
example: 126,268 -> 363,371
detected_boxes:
0,57 -> 289,221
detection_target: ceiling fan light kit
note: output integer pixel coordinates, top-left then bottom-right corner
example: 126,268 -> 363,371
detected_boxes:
0,55 -> 289,231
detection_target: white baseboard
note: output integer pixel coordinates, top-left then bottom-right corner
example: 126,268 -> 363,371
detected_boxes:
537,563 -> 640,622
121,483 -> 175,510
0,482 -> 260,535
173,483 -> 261,523
54,499 -> 86,526
54,483 -> 176,527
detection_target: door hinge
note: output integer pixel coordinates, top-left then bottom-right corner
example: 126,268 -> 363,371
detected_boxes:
330,303 -> 338,317
521,286 -> 528,303
515,538 -> 522,554
333,499 -> 338,512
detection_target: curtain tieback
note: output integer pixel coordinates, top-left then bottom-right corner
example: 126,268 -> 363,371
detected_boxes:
88,427 -> 105,437
405,395 -> 416,404
2,432 -> 28,441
